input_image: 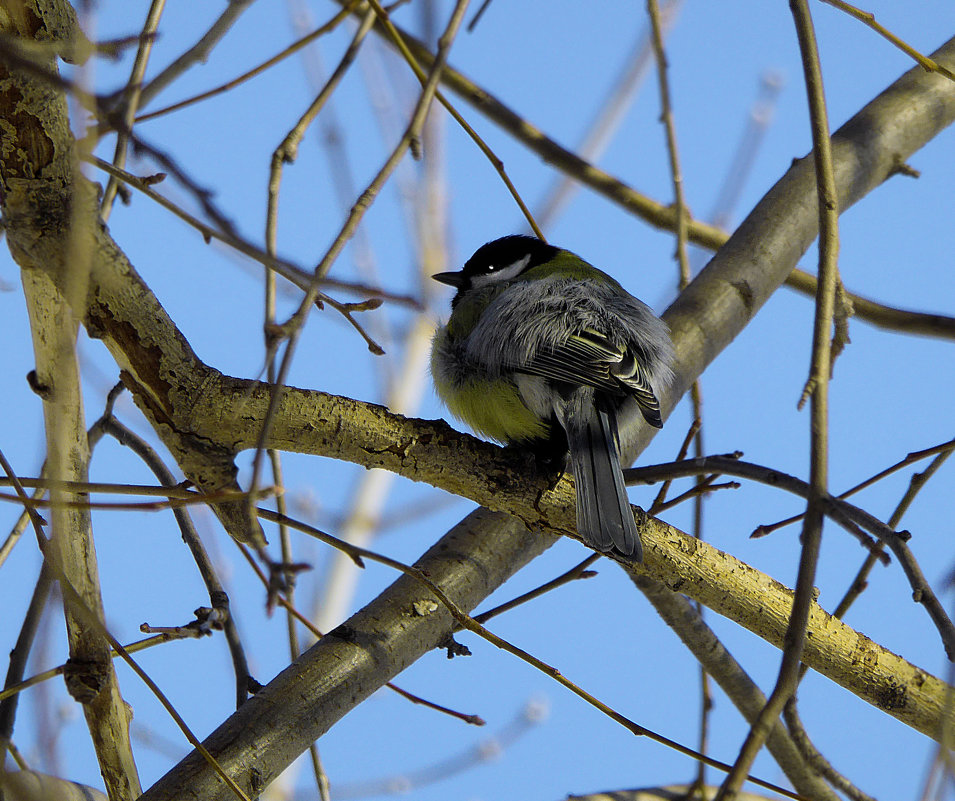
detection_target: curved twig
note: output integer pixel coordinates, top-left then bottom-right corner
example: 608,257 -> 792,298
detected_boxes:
344,3 -> 955,342
625,455 -> 955,659
101,416 -> 253,709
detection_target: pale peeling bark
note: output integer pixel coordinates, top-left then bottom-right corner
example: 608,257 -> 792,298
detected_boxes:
134,33 -> 955,801
0,0 -> 266,547
22,268 -> 141,801
2,3 -> 140,799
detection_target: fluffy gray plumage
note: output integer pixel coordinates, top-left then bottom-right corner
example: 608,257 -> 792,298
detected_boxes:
431,236 -> 675,559
467,276 -> 673,394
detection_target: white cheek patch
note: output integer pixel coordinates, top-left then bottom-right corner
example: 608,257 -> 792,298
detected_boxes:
470,254 -> 531,288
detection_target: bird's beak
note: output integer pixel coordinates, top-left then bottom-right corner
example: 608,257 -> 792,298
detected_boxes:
431,271 -> 465,288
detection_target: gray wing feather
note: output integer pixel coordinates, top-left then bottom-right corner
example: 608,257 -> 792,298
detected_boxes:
466,276 -> 673,426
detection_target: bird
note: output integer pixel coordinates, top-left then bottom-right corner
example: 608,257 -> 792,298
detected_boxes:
430,234 -> 674,559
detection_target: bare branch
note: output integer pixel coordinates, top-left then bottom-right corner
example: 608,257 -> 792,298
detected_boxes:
820,0 -> 955,82
719,4 -> 840,793
99,0 -> 165,217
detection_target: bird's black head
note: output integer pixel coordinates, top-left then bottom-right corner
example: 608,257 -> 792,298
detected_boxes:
432,235 -> 560,302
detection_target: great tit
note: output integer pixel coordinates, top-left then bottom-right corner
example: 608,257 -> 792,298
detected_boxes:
431,235 -> 674,559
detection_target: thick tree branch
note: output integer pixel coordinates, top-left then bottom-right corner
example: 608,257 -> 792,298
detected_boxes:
136,448 -> 952,799
3,3 -> 955,798
0,10 -> 265,546
1,3 -> 140,797
633,573 -> 841,801
22,272 -> 142,801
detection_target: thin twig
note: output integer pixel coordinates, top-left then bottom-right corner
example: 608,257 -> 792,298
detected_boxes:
648,0 -> 691,291
358,0 -> 544,239
832,446 -> 953,620
472,555 -> 600,625
0,478 -> 208,498
0,483 -> 45,569
651,417 -> 700,510
265,8 -> 376,265
245,0 -> 474,529
270,438 -> 330,798
100,0 -> 166,218
0,632 -> 199,705
652,477 -> 738,514
820,0 -> 955,82
292,0 -> 397,362
627,454 -> 955,655
263,29 -> 333,769
101,417 -> 253,709
254,509 -> 805,800
0,488 -> 275,511
0,564 -> 54,746
117,129 -> 240,236
259,14 -> 380,660
386,683 -> 485,726
133,0 -> 258,110
647,4 -> 712,780
718,4 -> 840,794
753,435 -> 955,536
135,3 -> 358,123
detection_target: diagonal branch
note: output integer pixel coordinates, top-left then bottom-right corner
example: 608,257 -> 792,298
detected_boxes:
633,573 -> 841,801
3,4 -> 955,799
720,5 -> 841,792
135,468 -> 954,800
340,1 -> 955,343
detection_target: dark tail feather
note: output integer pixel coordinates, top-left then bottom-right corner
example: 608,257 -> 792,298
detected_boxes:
566,402 -> 642,560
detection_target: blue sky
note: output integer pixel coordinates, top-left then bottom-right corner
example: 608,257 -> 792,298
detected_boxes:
2,2 -> 954,799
